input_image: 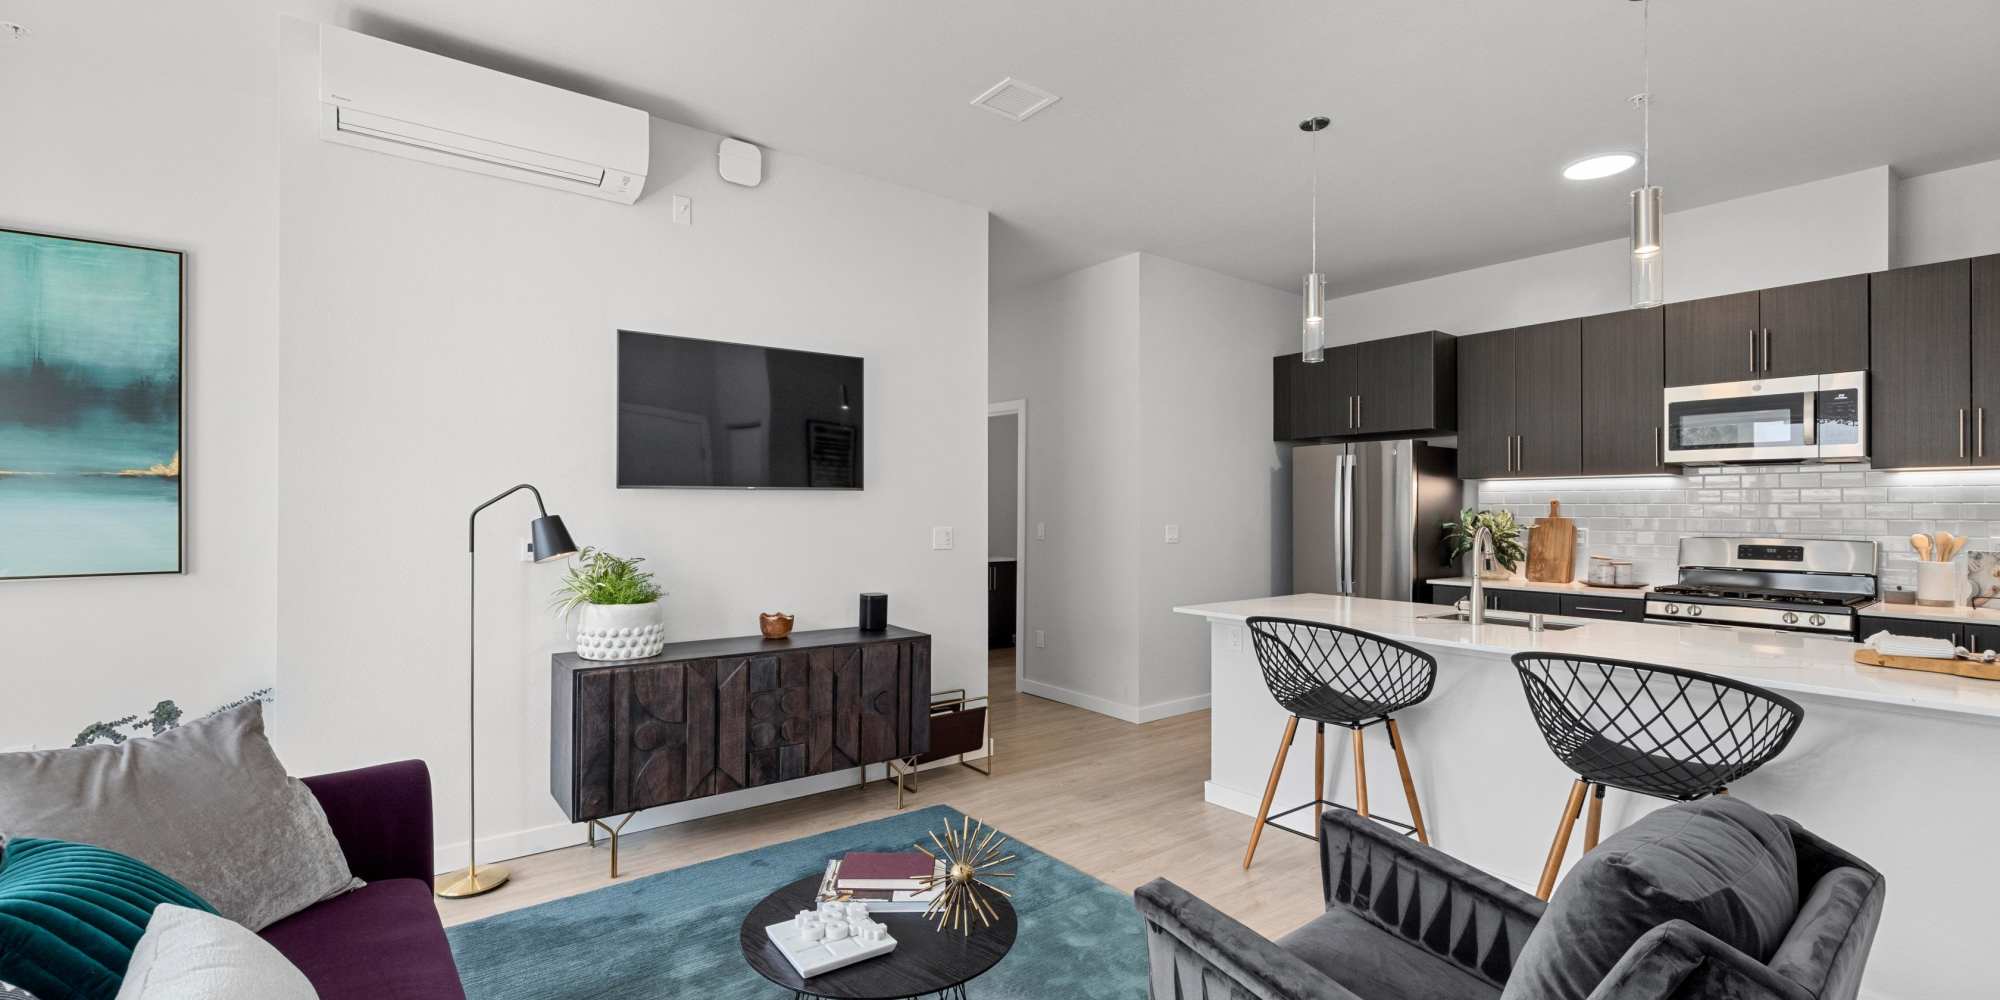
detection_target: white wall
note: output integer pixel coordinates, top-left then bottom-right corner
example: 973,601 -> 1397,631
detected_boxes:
1136,255 -> 1298,709
1326,166 -> 1893,345
1895,157 -> 2000,268
988,414 -> 1017,559
989,253 -> 1295,719
269,19 -> 989,866
0,1 -> 302,751
988,256 -> 1143,711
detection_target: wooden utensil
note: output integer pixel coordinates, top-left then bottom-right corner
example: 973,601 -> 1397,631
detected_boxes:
1938,531 -> 1961,562
1526,500 -> 1577,584
1912,533 -> 1933,561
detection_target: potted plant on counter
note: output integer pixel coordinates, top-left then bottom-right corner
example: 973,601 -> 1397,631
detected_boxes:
1443,509 -> 1525,581
552,547 -> 667,661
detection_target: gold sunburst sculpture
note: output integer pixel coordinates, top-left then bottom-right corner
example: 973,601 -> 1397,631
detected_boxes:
913,815 -> 1016,935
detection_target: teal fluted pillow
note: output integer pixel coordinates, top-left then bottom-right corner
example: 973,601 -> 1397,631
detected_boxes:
0,838 -> 215,1000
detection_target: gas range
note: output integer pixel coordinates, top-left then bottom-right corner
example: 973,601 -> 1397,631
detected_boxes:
1643,538 -> 1879,637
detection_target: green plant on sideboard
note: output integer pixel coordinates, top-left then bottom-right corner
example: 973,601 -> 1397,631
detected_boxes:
1442,508 -> 1526,572
549,546 -> 664,617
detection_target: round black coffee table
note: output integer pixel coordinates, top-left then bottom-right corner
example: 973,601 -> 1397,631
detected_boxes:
739,875 -> 1016,1000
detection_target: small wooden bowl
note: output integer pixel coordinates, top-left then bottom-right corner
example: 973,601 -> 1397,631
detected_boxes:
759,612 -> 795,639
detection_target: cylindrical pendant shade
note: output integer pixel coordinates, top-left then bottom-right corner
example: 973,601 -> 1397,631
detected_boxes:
1630,186 -> 1664,308
530,514 -> 578,562
1301,273 -> 1327,363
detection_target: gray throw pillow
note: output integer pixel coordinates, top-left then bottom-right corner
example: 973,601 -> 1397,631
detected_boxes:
0,703 -> 360,930
1500,796 -> 1799,1000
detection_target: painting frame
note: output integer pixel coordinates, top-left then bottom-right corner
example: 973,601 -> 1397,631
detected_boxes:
0,226 -> 186,582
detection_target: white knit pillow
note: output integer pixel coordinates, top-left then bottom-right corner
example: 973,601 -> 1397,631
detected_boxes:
113,905 -> 319,1000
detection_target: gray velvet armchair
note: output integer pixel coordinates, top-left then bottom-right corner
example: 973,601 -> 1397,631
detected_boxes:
1134,799 -> 1884,1000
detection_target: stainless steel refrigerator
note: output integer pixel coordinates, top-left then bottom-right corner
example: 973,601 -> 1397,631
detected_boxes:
1292,440 -> 1462,601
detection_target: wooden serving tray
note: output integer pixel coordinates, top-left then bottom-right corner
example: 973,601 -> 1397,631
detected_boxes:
1854,648 -> 2000,682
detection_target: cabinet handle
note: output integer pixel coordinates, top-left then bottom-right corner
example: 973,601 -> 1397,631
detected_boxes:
1347,395 -> 1356,429
1654,426 -> 1662,467
1761,328 -> 1771,372
1961,409 -> 1968,460
1749,329 -> 1757,372
1571,606 -> 1626,615
1356,395 -> 1362,428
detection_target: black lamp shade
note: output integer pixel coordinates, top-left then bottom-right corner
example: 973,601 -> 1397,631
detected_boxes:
530,514 -> 577,562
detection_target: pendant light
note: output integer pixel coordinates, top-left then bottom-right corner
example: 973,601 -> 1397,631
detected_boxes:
1299,116 -> 1331,362
1629,0 -> 1664,309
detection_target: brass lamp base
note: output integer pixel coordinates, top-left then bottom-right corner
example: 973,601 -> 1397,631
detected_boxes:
434,864 -> 510,899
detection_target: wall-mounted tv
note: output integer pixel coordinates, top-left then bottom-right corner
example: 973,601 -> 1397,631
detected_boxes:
617,330 -> 863,489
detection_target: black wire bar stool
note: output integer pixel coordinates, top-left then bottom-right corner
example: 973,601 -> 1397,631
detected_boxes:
1242,617 -> 1438,870
1511,653 -> 1804,899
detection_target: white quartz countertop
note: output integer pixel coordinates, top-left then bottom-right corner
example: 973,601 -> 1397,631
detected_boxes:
1175,593 -> 2000,721
1857,601 -> 2000,626
1427,576 -> 1655,598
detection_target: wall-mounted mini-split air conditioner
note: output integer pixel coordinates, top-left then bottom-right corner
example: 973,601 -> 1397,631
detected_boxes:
317,24 -> 650,204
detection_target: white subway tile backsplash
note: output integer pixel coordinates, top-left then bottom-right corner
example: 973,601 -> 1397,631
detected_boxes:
1469,463 -> 2000,591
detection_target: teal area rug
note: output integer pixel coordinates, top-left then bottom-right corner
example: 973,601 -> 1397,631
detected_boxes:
446,805 -> 1146,999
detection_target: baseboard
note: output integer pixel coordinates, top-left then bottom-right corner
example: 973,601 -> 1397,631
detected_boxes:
1017,677 -> 1208,724
434,745 -> 995,875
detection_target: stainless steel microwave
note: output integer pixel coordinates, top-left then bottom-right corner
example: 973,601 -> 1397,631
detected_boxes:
1662,372 -> 1867,465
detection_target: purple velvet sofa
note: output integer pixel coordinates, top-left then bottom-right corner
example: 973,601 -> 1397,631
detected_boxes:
256,760 -> 466,999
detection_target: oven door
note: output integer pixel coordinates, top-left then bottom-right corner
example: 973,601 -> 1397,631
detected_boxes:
1663,374 -> 1821,464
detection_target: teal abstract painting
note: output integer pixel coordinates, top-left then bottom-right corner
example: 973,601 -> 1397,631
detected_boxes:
0,229 -> 183,580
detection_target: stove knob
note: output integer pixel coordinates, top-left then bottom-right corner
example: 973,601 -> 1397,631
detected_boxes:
1688,605 -> 1703,618
1782,612 -> 1799,625
1664,603 -> 1680,615
1809,614 -> 1826,627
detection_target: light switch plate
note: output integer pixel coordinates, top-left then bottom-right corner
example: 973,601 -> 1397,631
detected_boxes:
1034,629 -> 1046,648
672,194 -> 693,225
930,526 -> 954,550
1164,524 -> 1180,543
1035,522 -> 1046,540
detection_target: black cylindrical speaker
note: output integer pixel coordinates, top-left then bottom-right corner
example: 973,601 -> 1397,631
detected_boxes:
858,592 -> 888,631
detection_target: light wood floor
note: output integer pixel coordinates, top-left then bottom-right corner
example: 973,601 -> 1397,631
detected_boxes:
435,649 -> 1325,938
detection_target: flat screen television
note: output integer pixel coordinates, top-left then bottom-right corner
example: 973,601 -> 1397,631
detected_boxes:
617,330 -> 863,489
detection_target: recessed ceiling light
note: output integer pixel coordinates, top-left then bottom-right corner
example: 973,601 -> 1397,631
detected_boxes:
970,77 -> 1060,122
1562,152 -> 1638,180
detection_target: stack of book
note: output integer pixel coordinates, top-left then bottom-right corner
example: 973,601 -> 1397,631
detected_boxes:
815,851 -> 945,912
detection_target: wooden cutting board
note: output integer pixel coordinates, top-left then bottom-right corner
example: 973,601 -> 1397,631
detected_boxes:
1855,648 -> 2000,682
1526,500 -> 1576,583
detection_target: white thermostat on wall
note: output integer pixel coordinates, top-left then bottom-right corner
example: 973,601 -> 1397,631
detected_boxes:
718,138 -> 763,187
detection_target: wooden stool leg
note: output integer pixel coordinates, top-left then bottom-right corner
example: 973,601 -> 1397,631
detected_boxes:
1385,719 -> 1429,845
1314,722 -> 1326,835
1582,783 -> 1605,851
1536,780 -> 1590,900
1243,715 -> 1301,870
1351,727 -> 1369,818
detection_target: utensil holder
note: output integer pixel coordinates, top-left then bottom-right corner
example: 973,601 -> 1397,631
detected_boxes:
1917,561 -> 1959,607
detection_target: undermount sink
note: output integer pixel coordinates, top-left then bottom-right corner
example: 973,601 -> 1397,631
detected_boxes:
1419,611 -> 1585,631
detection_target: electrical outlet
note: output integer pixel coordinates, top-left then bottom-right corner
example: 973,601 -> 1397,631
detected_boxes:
1164,523 -> 1180,543
672,194 -> 693,225
518,539 -> 535,562
930,526 -> 954,550
1229,626 -> 1243,650
1035,522 -> 1046,540
1034,629 -> 1046,648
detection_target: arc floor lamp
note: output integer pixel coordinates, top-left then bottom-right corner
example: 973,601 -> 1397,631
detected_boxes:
436,483 -> 577,899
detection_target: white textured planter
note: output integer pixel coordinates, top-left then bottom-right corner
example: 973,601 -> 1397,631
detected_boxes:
574,601 -> 667,661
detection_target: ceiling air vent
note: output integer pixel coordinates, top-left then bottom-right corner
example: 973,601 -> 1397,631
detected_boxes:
970,77 -> 1060,122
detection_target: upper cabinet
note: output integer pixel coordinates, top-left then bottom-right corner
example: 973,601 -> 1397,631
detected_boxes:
1272,331 -> 1456,443
1870,260 -> 1970,469
1454,320 -> 1581,478
1581,307 -> 1666,476
1975,256 -> 2000,467
1664,276 -> 1866,386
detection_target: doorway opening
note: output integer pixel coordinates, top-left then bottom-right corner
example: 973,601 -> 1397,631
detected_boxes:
988,400 -> 1026,691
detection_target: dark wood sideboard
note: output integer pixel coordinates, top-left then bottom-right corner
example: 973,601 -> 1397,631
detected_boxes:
551,625 -> 931,870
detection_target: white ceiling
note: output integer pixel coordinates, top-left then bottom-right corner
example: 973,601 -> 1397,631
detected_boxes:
347,0 -> 2000,295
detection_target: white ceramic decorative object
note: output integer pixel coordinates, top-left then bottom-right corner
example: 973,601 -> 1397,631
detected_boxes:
767,907 -> 898,978
1967,551 -> 2000,609
574,600 -> 667,660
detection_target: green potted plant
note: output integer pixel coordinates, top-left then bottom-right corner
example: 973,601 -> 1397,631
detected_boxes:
551,547 -> 667,661
1443,509 -> 1525,580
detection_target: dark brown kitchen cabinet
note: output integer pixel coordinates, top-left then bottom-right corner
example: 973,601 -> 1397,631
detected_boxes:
1560,594 -> 1646,621
1665,291 -> 1760,386
1974,255 -> 2000,466
1870,260 -> 1972,469
1969,624 -> 2000,654
551,627 -> 930,824
1273,331 -> 1455,442
1664,277 -> 1867,386
1858,615 -> 1963,645
1456,321 -> 1580,478
1581,307 -> 1665,475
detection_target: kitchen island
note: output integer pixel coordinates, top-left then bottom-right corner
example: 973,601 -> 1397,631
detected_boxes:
1176,593 -> 2000,1000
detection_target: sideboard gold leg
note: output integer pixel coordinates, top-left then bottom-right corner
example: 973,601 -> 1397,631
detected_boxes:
588,813 -> 635,879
